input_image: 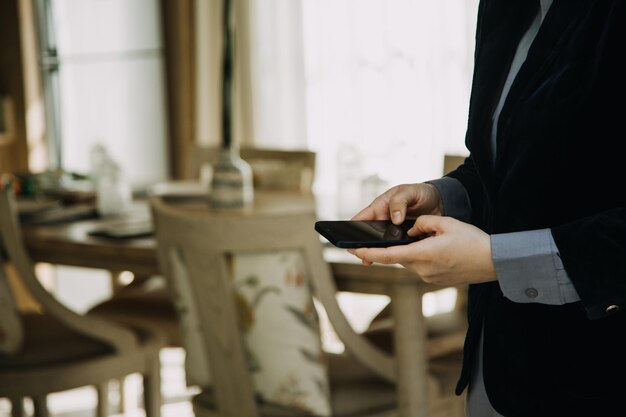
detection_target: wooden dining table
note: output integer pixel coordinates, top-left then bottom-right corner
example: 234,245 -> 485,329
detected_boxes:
21,189 -> 462,417
23,191 -> 312,276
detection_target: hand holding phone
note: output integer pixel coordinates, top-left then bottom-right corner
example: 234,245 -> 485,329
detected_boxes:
315,220 -> 428,248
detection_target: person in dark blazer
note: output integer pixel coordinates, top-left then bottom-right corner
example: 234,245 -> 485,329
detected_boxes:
350,0 -> 626,415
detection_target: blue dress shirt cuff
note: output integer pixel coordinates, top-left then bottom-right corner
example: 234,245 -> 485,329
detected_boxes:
426,177 -> 472,222
492,229 -> 580,305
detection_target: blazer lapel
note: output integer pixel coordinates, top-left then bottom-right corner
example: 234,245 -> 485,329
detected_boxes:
493,0 -> 588,171
466,0 -> 537,190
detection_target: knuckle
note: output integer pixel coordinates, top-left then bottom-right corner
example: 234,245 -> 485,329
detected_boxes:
380,254 -> 394,264
420,270 -> 441,284
417,263 -> 434,279
389,193 -> 407,204
420,273 -> 433,283
391,184 -> 410,199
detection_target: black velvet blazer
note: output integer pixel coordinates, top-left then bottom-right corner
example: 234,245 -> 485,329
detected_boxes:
447,0 -> 626,415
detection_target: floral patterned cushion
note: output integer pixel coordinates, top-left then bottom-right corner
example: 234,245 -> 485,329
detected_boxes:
168,248 -> 331,416
233,250 -> 331,416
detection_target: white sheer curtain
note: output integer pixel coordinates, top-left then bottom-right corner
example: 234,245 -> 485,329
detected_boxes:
198,0 -> 479,216
246,0 -> 477,216
248,0 -> 308,150
300,0 -> 478,218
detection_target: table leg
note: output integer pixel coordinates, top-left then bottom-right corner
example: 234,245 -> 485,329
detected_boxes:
392,285 -> 428,417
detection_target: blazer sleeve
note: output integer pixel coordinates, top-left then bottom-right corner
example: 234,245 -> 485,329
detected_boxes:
444,155 -> 487,228
552,210 -> 626,320
550,2 -> 626,321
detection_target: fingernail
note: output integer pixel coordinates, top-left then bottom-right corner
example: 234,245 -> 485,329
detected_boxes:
392,211 -> 401,222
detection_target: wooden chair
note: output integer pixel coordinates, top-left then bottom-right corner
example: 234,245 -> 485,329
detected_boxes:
89,146 -> 317,347
194,146 -> 316,193
88,147 -> 318,384
0,186 -> 164,417
89,278 -> 181,347
151,197 -> 464,417
442,155 -> 466,177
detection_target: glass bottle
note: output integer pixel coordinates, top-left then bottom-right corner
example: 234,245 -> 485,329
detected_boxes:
210,146 -> 253,209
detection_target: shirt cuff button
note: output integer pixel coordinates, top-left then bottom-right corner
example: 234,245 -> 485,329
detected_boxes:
605,304 -> 620,314
525,288 -> 539,299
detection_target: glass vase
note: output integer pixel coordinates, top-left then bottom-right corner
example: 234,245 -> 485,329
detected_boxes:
210,146 -> 254,208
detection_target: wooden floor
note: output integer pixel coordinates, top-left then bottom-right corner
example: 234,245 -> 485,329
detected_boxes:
0,348 -> 198,417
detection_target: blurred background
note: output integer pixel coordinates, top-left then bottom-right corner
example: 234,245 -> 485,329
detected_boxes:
0,1 -> 478,415
1,0 -> 476,207
1,0 -> 478,307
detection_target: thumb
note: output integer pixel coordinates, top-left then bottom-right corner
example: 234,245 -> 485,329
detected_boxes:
408,215 -> 448,236
388,192 -> 415,225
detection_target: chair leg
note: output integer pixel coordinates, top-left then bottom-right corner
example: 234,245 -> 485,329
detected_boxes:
118,377 -> 127,414
143,355 -> 162,417
97,382 -> 109,417
10,397 -> 24,417
33,396 -> 49,417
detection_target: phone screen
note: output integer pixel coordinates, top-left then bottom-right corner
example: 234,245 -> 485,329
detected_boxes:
315,220 -> 426,248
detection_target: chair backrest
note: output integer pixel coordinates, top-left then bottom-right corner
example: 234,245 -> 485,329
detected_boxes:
442,154 -> 466,176
0,185 -> 138,354
0,248 -> 23,354
154,197 -> 357,417
194,146 -> 316,193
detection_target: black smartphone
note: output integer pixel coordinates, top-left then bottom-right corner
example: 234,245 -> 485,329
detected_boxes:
315,220 -> 427,248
